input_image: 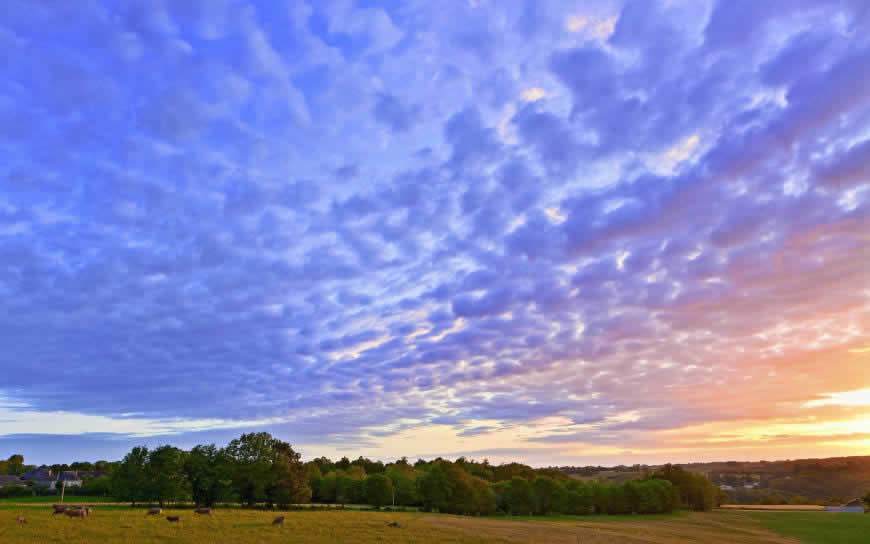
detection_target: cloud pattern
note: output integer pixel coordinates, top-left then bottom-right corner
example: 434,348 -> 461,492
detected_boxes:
1,0 -> 869,464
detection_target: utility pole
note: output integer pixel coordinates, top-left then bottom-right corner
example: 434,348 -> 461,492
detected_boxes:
60,480 -> 66,504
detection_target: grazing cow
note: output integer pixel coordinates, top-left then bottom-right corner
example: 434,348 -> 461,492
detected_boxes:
386,521 -> 401,528
16,515 -> 26,524
166,516 -> 181,523
64,509 -> 85,519
272,515 -> 285,527
194,507 -> 212,516
146,508 -> 163,516
52,505 -> 68,514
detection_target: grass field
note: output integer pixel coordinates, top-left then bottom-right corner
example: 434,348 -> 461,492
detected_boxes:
2,505 -> 844,543
755,512 -> 870,544
722,504 -> 826,511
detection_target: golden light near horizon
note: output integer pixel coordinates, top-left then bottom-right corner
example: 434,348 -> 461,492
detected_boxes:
805,388 -> 870,408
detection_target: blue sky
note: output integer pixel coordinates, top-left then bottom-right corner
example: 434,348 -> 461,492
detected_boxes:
1,0 -> 869,467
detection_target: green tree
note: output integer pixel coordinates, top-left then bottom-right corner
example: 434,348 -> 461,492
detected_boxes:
269,454 -> 312,505
364,473 -> 394,508
305,463 -> 323,501
469,475 -> 497,515
224,432 -> 310,507
335,467 -> 365,505
505,477 -> 535,515
318,471 -> 337,502
111,447 -> 149,506
419,463 -> 453,512
146,445 -> 190,507
386,466 -> 418,506
185,444 -> 235,506
533,476 -> 560,515
0,454 -> 24,475
81,475 -> 112,496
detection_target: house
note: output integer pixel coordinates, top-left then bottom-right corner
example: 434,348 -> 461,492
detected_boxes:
0,475 -> 23,488
58,471 -> 83,488
19,467 -> 57,488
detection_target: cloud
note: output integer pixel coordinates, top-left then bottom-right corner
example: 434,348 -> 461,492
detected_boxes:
372,93 -> 421,133
0,0 -> 868,466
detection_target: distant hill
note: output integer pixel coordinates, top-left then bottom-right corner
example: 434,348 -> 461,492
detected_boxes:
553,456 -> 870,503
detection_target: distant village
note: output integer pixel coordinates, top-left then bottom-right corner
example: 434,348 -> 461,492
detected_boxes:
0,467 -> 106,489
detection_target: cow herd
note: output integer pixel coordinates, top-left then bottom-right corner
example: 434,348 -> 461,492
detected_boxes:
51,504 -> 93,518
13,506 -> 292,528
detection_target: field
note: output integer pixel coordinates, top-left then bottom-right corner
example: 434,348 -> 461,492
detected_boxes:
5,505 -> 864,543
721,504 -> 826,511
754,512 -> 870,544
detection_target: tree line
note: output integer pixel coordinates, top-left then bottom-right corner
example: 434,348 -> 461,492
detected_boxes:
4,434 -> 722,515
102,433 -> 720,514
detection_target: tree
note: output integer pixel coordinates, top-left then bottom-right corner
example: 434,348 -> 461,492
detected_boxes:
224,432 -> 310,507
469,475 -> 497,515
305,463 -> 323,501
505,477 -> 535,515
419,463 -> 453,512
335,468 -> 365,505
863,491 -> 870,510
318,472 -> 337,502
386,466 -> 418,506
364,473 -> 393,508
81,475 -> 111,496
0,455 -> 24,475
533,476 -> 560,515
111,447 -> 149,506
269,455 -> 312,505
652,464 -> 717,511
185,445 -> 236,507
146,445 -> 190,507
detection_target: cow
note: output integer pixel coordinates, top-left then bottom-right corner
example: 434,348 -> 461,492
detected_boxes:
146,508 -> 163,516
64,509 -> 86,519
16,515 -> 26,524
386,521 -> 401,528
193,507 -> 212,516
166,516 -> 181,524
272,515 -> 285,527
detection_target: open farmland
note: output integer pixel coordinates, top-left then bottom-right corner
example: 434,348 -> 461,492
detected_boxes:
755,511 -> 870,544
0,506 -> 812,544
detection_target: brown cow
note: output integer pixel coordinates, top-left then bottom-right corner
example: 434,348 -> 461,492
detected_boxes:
272,515 -> 285,527
146,507 -> 163,516
64,509 -> 85,519
16,515 -> 26,524
166,516 -> 181,523
386,521 -> 401,528
193,507 -> 212,515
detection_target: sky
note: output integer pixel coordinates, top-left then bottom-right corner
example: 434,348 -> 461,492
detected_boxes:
0,0 -> 869,468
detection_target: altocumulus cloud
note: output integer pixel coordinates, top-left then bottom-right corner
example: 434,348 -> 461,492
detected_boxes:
0,0 -> 869,465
